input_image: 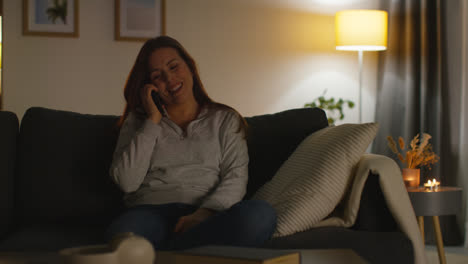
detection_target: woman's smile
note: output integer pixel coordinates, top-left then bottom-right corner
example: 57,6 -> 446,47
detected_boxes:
168,82 -> 183,96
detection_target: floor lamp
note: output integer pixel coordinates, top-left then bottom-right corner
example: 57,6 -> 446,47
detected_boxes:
335,10 -> 388,123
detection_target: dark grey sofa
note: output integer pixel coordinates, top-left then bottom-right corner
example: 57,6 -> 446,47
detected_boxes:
0,107 -> 413,263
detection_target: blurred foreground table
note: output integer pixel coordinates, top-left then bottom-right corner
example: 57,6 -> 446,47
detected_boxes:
0,248 -> 367,264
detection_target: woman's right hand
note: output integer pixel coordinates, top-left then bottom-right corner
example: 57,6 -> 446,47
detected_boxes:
141,83 -> 163,124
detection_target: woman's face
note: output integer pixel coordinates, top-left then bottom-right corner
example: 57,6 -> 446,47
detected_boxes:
148,47 -> 195,106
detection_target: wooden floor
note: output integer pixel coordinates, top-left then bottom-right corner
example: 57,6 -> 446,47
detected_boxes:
426,246 -> 468,264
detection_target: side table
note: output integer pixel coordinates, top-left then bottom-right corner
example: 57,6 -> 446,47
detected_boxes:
407,186 -> 462,264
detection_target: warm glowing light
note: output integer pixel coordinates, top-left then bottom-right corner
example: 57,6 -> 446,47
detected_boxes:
424,178 -> 440,191
335,10 -> 388,51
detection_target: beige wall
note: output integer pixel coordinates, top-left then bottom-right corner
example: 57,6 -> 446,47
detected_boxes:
3,0 -> 379,123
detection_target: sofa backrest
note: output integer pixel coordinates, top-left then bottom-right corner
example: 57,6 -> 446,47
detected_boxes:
14,107 -> 327,225
0,111 -> 19,236
244,108 -> 328,199
15,107 -> 124,227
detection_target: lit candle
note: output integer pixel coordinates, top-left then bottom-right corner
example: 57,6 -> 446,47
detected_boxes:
424,178 -> 440,191
424,180 -> 432,190
433,179 -> 440,190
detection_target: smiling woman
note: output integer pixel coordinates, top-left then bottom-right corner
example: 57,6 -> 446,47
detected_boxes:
107,35 -> 277,250
146,47 -> 195,112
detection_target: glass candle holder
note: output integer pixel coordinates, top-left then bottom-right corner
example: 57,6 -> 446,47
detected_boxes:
402,168 -> 420,188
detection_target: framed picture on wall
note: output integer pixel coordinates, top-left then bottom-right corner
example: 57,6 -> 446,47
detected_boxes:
23,0 -> 79,38
115,0 -> 166,41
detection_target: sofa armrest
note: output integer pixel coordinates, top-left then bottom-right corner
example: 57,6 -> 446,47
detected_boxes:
351,154 -> 401,232
352,171 -> 399,231
0,111 -> 19,238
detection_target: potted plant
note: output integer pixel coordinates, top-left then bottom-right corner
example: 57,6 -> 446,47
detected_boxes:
304,90 -> 355,125
387,133 -> 439,187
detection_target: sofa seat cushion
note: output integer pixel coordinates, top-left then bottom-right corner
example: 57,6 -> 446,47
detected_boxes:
264,227 -> 413,264
15,107 -> 124,227
253,123 -> 379,237
244,108 -> 328,199
0,225 -> 107,252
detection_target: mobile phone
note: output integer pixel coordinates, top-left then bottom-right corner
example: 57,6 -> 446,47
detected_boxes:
151,90 -> 166,116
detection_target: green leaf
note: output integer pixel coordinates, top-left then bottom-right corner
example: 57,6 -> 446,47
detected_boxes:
303,92 -> 354,122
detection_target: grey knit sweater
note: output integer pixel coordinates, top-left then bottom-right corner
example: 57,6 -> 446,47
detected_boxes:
109,107 -> 249,211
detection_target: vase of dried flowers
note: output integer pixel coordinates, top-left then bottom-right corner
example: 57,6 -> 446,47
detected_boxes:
387,133 -> 439,188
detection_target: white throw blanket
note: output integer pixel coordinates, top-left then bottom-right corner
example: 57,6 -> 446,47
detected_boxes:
312,154 -> 427,264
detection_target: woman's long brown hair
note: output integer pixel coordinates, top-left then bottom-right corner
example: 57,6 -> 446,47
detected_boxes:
116,36 -> 247,134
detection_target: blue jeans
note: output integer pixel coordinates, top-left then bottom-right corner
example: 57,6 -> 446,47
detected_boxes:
106,200 -> 277,250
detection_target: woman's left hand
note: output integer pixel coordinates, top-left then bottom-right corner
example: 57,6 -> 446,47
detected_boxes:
174,208 -> 216,233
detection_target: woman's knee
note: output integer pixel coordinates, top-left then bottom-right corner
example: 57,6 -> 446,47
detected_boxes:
106,207 -> 168,247
232,200 -> 277,232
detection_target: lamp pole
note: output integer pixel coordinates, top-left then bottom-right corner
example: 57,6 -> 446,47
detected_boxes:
358,50 -> 363,123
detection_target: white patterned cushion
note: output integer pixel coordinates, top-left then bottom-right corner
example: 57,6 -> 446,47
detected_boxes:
252,123 -> 379,237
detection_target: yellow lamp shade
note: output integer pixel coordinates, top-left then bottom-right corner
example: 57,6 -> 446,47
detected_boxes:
335,10 -> 388,51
